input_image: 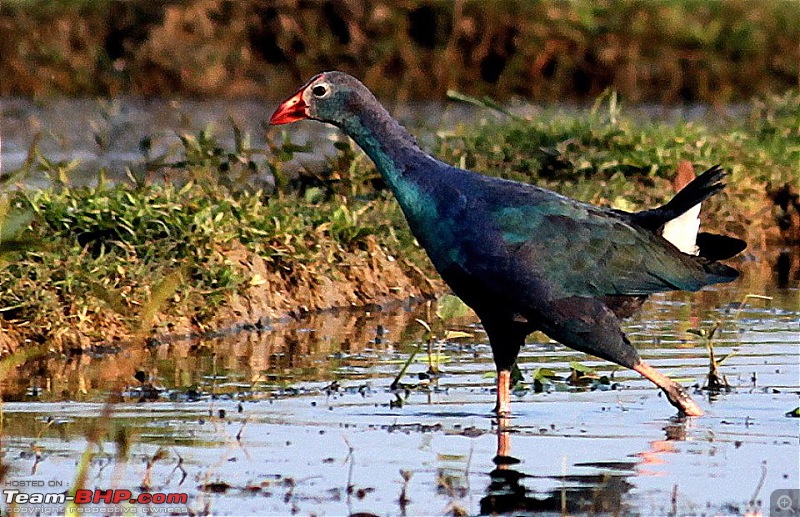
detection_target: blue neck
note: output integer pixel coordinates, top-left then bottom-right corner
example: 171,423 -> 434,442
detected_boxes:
331,101 -> 461,269
334,104 -> 432,195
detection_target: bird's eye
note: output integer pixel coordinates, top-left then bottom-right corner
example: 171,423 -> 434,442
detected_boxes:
312,84 -> 328,97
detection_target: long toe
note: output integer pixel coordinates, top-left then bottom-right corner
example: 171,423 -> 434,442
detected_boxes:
666,384 -> 704,417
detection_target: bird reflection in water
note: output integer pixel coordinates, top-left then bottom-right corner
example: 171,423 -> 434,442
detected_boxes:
635,418 -> 689,477
478,416 -> 692,514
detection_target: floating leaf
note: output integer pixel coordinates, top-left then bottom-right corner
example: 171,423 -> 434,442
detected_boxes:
437,453 -> 467,462
568,362 -> 597,375
568,362 -> 599,385
533,367 -> 558,381
533,367 -> 558,393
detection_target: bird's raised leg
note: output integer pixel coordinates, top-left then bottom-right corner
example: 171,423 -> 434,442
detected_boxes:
634,362 -> 703,416
542,296 -> 704,417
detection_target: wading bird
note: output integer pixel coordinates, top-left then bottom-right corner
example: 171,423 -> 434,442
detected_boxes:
270,71 -> 746,417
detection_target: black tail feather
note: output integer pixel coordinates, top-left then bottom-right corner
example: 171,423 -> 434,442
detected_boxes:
632,165 -> 727,231
696,232 -> 747,261
660,165 -> 727,219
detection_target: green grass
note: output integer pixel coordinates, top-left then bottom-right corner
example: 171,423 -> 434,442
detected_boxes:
0,91 -> 797,349
0,179 -> 421,342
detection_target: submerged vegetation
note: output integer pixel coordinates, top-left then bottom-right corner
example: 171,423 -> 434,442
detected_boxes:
0,92 -> 798,351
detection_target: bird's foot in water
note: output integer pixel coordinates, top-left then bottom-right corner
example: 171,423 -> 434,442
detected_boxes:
662,383 -> 704,417
492,404 -> 511,417
634,362 -> 703,417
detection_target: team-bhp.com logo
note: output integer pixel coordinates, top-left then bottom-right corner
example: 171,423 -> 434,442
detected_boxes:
3,488 -> 188,512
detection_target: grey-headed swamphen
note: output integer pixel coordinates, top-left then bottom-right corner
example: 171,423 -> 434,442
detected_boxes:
270,71 -> 746,417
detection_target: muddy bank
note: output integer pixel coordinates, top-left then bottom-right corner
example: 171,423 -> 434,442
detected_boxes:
206,236 -> 442,328
0,233 -> 443,356
227,238 -> 436,316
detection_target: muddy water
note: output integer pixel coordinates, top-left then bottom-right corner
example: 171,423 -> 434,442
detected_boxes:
1,262 -> 797,516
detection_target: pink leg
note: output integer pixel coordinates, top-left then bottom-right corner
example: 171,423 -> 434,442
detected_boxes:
494,370 -> 512,416
634,362 -> 703,416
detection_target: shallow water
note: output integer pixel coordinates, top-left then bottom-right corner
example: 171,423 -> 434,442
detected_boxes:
1,262 -> 798,516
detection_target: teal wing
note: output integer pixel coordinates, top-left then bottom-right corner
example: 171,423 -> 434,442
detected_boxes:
488,193 -> 730,298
